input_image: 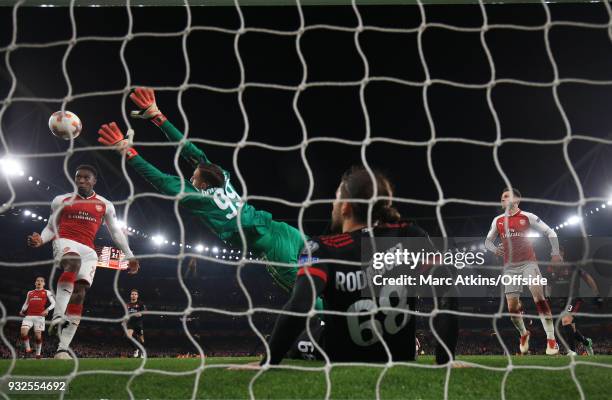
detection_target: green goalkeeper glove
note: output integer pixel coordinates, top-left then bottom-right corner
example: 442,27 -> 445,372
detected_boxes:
130,87 -> 167,127
98,122 -> 139,159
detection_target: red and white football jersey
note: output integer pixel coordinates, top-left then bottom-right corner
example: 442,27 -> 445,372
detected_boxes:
57,193 -> 107,249
22,289 -> 53,316
40,190 -> 134,259
486,209 -> 553,265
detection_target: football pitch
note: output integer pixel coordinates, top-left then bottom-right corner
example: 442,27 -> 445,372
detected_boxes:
0,355 -> 611,399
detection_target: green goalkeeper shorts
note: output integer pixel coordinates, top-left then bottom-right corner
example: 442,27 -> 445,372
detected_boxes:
255,220 -> 324,311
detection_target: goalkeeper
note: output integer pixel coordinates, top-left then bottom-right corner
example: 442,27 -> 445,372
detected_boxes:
98,88 -> 315,305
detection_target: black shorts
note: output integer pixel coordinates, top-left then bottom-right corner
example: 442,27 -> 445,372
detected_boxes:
566,298 -> 584,314
287,316 -> 325,361
127,324 -> 144,337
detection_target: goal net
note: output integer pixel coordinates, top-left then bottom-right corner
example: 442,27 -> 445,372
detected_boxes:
1,0 -> 611,399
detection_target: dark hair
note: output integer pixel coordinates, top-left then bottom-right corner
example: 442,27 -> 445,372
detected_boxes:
339,166 -> 401,224
502,187 -> 522,198
130,289 -> 139,294
75,164 -> 98,178
197,162 -> 225,188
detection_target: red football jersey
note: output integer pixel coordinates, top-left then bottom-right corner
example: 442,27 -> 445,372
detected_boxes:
23,289 -> 52,316
53,192 -> 111,250
491,209 -> 542,265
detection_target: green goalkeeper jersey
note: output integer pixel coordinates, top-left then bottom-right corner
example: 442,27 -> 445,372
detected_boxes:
127,120 -> 307,292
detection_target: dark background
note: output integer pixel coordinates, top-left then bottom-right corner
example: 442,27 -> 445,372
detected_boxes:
1,2 -> 611,357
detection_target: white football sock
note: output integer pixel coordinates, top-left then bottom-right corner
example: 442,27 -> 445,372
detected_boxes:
57,316 -> 80,352
54,271 -> 77,318
539,315 -> 555,340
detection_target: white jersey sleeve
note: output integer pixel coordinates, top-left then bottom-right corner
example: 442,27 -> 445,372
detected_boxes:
101,198 -> 135,259
524,211 -> 560,256
45,290 -> 56,312
20,291 -> 30,313
40,195 -> 64,244
484,216 -> 499,253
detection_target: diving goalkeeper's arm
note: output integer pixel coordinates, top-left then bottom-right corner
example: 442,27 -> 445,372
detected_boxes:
97,122 -> 199,198
97,122 -> 266,244
129,87 -> 209,167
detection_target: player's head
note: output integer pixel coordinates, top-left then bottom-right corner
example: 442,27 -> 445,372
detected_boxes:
34,276 -> 45,289
501,187 -> 521,210
190,162 -> 224,191
130,289 -> 139,302
75,164 -> 98,196
331,166 -> 400,232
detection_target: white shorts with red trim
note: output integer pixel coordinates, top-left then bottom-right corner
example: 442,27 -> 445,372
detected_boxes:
503,262 -> 542,295
21,315 -> 45,332
52,238 -> 98,285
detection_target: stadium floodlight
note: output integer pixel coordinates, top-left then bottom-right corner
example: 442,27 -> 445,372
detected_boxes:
151,235 -> 164,245
195,244 -> 204,252
223,248 -> 227,253
31,213 -> 37,218
23,210 -> 31,216
172,241 -> 176,246
0,157 -> 24,177
28,176 -> 33,181
37,216 -> 42,220
567,216 -> 581,225
164,240 -> 169,244
212,247 -> 219,254
205,247 -> 209,251
602,204 -> 606,209
43,219 -> 47,222
36,180 -> 40,185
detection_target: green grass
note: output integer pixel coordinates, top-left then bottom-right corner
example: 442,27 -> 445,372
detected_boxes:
0,355 -> 611,399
